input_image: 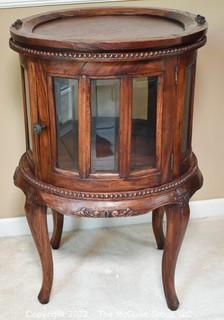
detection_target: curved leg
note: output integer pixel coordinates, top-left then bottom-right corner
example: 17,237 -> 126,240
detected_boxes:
152,207 -> 165,250
162,202 -> 190,310
25,198 -> 53,304
50,210 -> 64,250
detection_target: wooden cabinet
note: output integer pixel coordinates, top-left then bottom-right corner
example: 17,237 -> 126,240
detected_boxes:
10,7 -> 207,310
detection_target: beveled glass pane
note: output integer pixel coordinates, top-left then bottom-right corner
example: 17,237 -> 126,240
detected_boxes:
91,79 -> 119,172
54,78 -> 78,171
131,77 -> 157,170
182,65 -> 193,154
24,70 -> 32,150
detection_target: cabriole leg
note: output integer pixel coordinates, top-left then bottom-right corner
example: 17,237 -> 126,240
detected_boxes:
25,197 -> 53,304
162,201 -> 190,310
50,210 -> 64,250
152,207 -> 165,250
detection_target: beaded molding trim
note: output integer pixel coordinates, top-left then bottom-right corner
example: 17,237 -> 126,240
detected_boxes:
14,154 -> 198,201
9,37 -> 206,62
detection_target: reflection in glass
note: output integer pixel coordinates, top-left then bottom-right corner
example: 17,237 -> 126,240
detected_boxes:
131,77 -> 157,170
54,78 -> 78,171
182,65 -> 193,154
91,79 -> 119,172
24,70 -> 32,150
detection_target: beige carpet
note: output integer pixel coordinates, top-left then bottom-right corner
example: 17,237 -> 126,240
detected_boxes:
0,217 -> 224,320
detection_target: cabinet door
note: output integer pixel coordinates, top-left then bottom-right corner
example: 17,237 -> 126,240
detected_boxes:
45,60 -> 167,191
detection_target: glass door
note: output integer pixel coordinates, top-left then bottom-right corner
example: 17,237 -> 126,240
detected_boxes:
47,60 -> 164,191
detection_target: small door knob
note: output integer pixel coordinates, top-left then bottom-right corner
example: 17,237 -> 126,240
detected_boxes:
33,123 -> 47,135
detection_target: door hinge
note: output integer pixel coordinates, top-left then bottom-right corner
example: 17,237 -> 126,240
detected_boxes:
175,66 -> 178,85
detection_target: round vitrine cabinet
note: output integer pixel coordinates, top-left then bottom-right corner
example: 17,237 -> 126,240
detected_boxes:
10,7 -> 207,310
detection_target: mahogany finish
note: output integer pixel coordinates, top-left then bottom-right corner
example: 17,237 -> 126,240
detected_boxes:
10,7 -> 207,310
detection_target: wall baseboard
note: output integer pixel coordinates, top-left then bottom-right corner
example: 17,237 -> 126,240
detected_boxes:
0,198 -> 224,237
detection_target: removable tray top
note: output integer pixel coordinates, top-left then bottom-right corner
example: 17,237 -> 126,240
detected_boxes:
10,7 -> 207,52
